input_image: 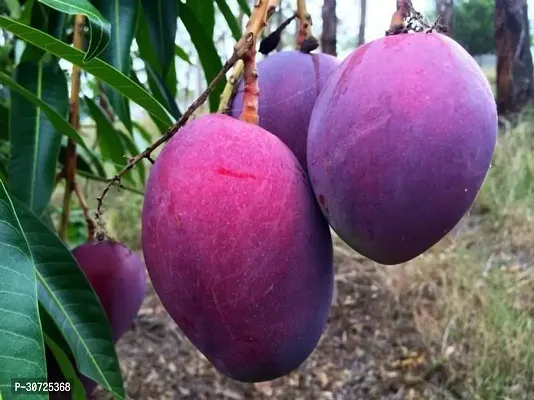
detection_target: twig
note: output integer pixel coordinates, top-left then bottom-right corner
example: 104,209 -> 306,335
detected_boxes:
74,182 -> 96,241
386,0 -> 446,36
217,0 -> 281,114
218,60 -> 244,113
239,43 -> 260,124
259,13 -> 297,55
296,0 -> 318,52
59,14 -> 85,240
95,0 -> 275,233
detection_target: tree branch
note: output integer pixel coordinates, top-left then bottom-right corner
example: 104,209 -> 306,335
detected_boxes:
59,14 -> 85,240
217,0 -> 281,114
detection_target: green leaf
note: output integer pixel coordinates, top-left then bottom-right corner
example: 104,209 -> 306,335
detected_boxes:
5,0 -> 22,19
0,180 -> 46,399
187,0 -> 215,39
174,44 -> 192,65
20,2 -> 68,63
144,61 -> 181,120
180,3 -> 225,112
140,0 -> 178,75
0,16 -> 174,127
93,0 -> 139,132
43,333 -> 87,400
8,61 -> 68,216
0,104 -> 9,141
0,71 -> 88,151
11,196 -> 125,399
37,0 -> 111,62
215,0 -> 241,41
236,0 -> 251,16
83,96 -> 135,186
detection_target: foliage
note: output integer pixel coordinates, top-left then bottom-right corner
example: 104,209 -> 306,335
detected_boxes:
0,0 -> 248,399
452,0 -> 494,55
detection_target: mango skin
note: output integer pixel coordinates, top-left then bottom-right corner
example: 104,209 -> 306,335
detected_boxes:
141,114 -> 334,383
307,33 -> 498,265
48,241 -> 146,399
229,50 -> 340,171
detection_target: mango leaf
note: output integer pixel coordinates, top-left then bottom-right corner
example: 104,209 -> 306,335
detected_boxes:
144,62 -> 181,120
0,16 -> 174,127
0,103 -> 9,141
5,0 -> 21,18
83,96 -> 135,186
8,61 -> 68,216
236,0 -> 251,15
37,0 -> 111,62
140,0 -> 178,75
11,196 -> 125,399
180,3 -> 225,112
187,0 -> 215,39
92,0 -> 139,132
215,0 -> 241,41
0,71 -> 88,151
43,331 -> 87,400
135,9 -> 159,74
174,44 -> 192,65
20,1 -> 68,63
0,180 -> 46,399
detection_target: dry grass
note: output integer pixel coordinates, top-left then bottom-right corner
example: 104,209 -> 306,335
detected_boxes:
381,113 -> 534,398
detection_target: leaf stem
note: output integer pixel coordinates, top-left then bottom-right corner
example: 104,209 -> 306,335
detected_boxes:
59,14 -> 85,241
217,0 -> 280,114
95,0 -> 276,233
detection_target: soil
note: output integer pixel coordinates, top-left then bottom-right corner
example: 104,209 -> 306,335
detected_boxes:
92,236 -> 460,400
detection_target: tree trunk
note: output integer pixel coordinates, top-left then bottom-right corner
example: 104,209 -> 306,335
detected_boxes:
358,0 -> 366,46
321,0 -> 337,56
435,0 -> 454,35
495,0 -> 534,117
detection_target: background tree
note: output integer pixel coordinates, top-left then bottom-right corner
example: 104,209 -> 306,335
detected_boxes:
436,0 -> 454,35
495,0 -> 534,117
321,0 -> 337,55
358,0 -> 366,45
453,0 -> 494,55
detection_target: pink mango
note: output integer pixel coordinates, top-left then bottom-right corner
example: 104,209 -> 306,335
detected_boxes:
142,114 -> 334,382
230,50 -> 340,170
307,33 -> 498,265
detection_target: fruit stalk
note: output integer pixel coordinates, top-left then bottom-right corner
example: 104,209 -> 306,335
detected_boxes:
59,14 -> 85,240
95,0 -> 276,231
296,0 -> 315,49
218,0 -> 280,114
239,43 -> 260,124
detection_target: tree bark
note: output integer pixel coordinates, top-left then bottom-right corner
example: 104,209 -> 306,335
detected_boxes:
321,0 -> 337,56
495,0 -> 534,117
358,0 -> 366,46
435,0 -> 454,35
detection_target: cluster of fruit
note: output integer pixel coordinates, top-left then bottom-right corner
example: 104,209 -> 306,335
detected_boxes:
49,29 -> 498,397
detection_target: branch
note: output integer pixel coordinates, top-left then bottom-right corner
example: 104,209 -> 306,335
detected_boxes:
296,0 -> 318,52
59,14 -> 85,240
74,182 -> 96,241
95,0 -> 275,234
239,42 -> 259,124
386,0 -> 445,36
217,0 -> 281,114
